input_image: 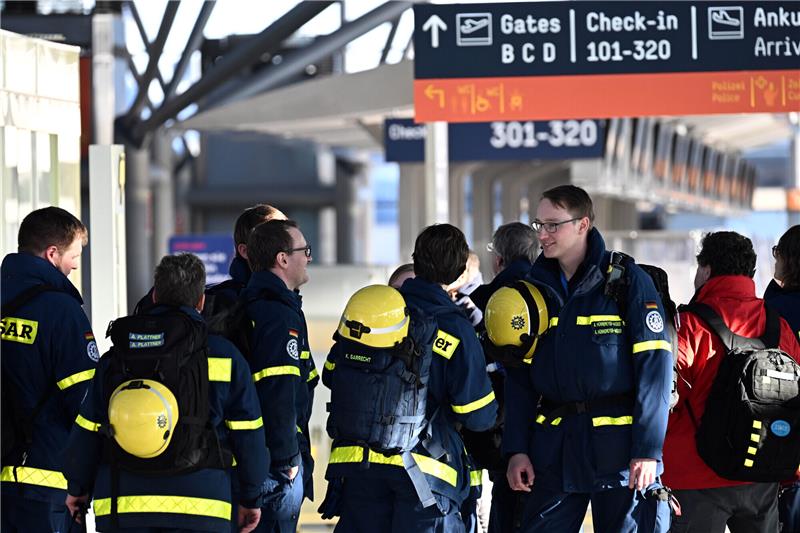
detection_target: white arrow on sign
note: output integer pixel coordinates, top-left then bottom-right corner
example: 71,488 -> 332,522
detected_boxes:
422,14 -> 447,49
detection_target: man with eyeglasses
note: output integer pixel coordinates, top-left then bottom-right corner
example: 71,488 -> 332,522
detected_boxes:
503,185 -> 673,532
242,219 -> 315,533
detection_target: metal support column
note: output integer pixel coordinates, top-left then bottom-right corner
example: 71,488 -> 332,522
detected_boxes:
151,128 -> 174,262
398,163 -> 425,263
335,158 -> 359,264
124,143 -> 152,309
424,121 -> 449,225
471,168 -> 495,280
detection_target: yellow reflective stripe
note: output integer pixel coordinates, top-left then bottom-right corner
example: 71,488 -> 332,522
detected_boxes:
592,415 -> 633,427
576,315 -> 623,325
307,368 -> 319,382
56,369 -> 95,390
549,317 -> 559,327
208,357 -> 232,382
225,417 -> 263,430
432,330 -> 460,360
93,495 -> 231,520
253,365 -> 300,382
535,414 -> 561,425
452,390 -> 495,414
324,360 -> 336,372
747,446 -> 757,455
752,420 -> 762,429
470,470 -> 482,486
297,425 -> 303,434
744,458 -> 754,467
300,350 -> 310,360
632,340 -> 672,354
75,414 -> 100,432
329,446 -> 457,487
1,317 -> 39,344
750,433 -> 760,442
1,466 -> 67,489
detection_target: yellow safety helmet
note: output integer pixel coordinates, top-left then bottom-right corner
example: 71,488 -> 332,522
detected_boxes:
108,379 -> 179,458
485,281 -> 549,360
337,285 -> 409,348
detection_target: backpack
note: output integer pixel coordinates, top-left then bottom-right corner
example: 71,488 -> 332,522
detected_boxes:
325,303 -> 443,507
680,302 -> 800,482
1,285 -> 62,465
102,310 -> 230,475
604,253 -> 681,409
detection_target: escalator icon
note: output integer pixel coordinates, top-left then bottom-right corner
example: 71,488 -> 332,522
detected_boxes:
708,7 -> 744,40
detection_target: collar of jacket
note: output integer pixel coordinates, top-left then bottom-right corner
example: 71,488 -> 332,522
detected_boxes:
229,256 -> 252,286
400,277 -> 461,315
765,278 -> 799,299
529,227 -> 607,301
1,252 -> 83,304
148,304 -> 204,323
695,275 -> 756,302
246,270 -> 301,310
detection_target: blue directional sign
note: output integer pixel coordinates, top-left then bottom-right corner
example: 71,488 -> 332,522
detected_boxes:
168,234 -> 234,285
384,118 -> 606,163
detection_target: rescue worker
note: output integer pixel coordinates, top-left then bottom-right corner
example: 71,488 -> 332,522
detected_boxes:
664,231 -> 800,532
504,185 -> 673,533
322,223 -> 498,532
1,207 -> 97,532
465,222 -> 539,533
242,219 -> 316,533
766,225 -> 800,533
63,253 -> 269,533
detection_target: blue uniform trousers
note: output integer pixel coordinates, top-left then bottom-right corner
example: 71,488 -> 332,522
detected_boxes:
519,485 -> 669,533
488,472 -> 527,533
253,466 -> 304,533
780,482 -> 800,533
335,477 -> 465,533
1,494 -> 70,533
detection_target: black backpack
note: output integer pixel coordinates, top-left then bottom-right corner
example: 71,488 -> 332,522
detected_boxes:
102,310 -> 230,475
605,253 -> 681,410
1,285 -> 62,465
682,303 -> 800,482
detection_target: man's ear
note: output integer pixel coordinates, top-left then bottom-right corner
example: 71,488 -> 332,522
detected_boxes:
151,288 -> 157,303
42,245 -> 59,266
197,293 -> 206,312
237,243 -> 248,260
579,217 -> 591,233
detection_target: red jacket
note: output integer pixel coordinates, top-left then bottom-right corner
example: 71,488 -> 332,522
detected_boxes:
662,275 -> 800,490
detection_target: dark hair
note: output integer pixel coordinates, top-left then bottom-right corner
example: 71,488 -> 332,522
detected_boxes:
18,207 -> 87,254
388,263 -> 414,288
233,204 -> 287,257
413,224 -> 469,285
493,222 -> 537,264
696,231 -> 756,278
776,225 -> 800,289
541,185 -> 595,224
153,253 -> 206,307
247,219 -> 298,272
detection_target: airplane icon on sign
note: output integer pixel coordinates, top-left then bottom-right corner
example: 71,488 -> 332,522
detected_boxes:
456,13 -> 492,46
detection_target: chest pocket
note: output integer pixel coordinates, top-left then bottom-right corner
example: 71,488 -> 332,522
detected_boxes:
577,315 -> 624,345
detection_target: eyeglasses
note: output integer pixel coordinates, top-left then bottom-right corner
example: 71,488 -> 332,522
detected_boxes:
285,245 -> 312,258
772,245 -> 779,259
486,242 -> 496,253
531,218 -> 581,234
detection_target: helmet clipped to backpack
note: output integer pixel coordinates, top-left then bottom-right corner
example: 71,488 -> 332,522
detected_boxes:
484,280 -> 549,365
108,379 -> 179,459
337,285 -> 410,348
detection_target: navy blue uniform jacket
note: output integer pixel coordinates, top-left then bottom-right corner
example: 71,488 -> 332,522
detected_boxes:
765,280 -> 800,340
1,252 -> 98,504
243,271 -> 318,480
503,228 -> 672,493
323,277 -> 498,506
63,306 -> 269,532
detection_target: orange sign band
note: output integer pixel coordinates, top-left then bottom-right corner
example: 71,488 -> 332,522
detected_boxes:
414,69 -> 800,122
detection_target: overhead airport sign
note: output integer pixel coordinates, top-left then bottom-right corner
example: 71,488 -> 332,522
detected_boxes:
413,2 -> 800,122
384,118 -> 605,162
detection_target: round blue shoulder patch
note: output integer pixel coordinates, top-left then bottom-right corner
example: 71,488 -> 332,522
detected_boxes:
770,420 -> 791,438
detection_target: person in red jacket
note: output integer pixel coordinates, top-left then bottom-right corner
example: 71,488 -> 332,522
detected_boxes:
663,231 -> 800,533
